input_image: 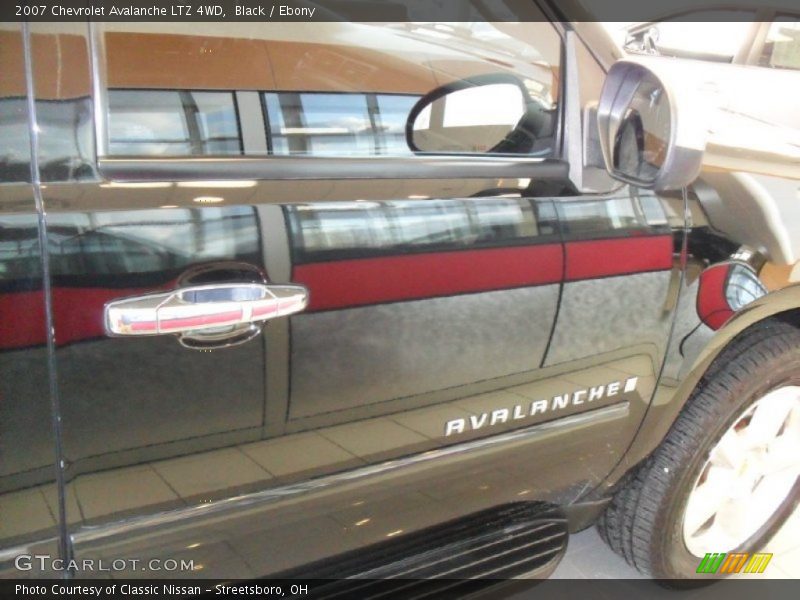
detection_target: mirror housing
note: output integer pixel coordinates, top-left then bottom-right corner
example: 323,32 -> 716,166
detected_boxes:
597,59 -> 707,191
598,56 -> 800,189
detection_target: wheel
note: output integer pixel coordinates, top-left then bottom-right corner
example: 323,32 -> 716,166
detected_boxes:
597,318 -> 800,580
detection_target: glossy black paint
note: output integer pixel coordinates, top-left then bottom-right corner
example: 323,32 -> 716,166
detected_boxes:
0,18 -> 794,581
0,23 -> 63,574
0,186 -> 677,577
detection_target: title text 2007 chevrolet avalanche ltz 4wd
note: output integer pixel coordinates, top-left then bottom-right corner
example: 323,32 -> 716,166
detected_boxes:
1,2 -> 799,587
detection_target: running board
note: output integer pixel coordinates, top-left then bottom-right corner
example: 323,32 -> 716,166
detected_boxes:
278,502 -> 568,599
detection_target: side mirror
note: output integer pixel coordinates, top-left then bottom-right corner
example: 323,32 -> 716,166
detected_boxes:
597,59 -> 706,191
598,58 -> 800,186
406,74 -> 547,154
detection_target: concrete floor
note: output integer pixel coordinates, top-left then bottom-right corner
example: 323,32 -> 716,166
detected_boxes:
549,506 -> 799,579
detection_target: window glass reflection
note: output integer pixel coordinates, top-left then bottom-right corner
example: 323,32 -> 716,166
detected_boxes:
0,97 -> 94,182
37,98 -> 95,180
759,18 -> 800,71
376,94 -> 418,154
286,198 -> 544,262
0,98 -> 30,183
35,206 -> 259,281
264,92 -> 418,156
99,21 -> 560,158
557,195 -> 669,237
623,14 -> 754,62
108,90 -> 241,156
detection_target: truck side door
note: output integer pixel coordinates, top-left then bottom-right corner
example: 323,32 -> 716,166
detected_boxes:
16,19 -> 682,578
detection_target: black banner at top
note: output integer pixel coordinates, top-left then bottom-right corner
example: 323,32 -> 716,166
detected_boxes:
3,0 -> 799,22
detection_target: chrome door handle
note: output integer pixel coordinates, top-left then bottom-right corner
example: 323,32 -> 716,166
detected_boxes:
104,283 -> 308,337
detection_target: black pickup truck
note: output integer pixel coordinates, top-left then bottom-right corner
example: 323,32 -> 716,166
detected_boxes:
1,2 -> 798,587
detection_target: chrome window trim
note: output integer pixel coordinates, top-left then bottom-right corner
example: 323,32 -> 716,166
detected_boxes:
97,156 -> 569,182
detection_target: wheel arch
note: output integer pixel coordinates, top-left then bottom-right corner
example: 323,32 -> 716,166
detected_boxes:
586,282 -> 800,500
691,283 -> 800,374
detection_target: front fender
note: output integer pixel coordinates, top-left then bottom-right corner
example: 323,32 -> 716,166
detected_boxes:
586,282 -> 800,499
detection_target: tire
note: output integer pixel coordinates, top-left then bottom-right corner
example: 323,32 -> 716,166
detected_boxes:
597,318 -> 800,581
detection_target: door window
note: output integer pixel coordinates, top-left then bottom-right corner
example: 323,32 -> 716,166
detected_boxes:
98,22 -> 560,158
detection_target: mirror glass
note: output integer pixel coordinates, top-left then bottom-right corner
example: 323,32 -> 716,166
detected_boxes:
612,76 -> 671,184
410,83 -> 525,153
